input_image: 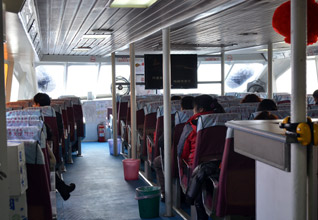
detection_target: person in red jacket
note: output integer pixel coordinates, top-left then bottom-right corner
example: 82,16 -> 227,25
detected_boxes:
181,95 -> 225,166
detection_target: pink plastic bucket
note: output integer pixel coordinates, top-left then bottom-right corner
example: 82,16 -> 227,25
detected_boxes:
123,159 -> 140,181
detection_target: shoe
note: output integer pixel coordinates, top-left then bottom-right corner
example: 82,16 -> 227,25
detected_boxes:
60,191 -> 70,201
68,183 -> 76,193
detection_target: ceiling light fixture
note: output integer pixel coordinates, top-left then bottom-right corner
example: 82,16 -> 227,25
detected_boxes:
73,47 -> 92,51
109,0 -> 158,8
82,34 -> 111,39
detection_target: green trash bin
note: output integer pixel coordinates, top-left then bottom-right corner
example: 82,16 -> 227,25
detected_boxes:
135,186 -> 161,218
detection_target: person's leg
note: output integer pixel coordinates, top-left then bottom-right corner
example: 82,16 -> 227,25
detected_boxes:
55,173 -> 76,201
153,156 -> 165,195
195,193 -> 209,220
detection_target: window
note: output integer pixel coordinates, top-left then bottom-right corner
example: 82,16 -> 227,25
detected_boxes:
198,63 -> 229,82
225,63 -> 265,93
66,64 -> 99,97
35,65 -> 65,98
276,59 -> 318,94
96,65 -> 112,95
10,73 -> 19,101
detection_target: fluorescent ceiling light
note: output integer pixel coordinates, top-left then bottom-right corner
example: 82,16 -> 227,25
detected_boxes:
73,47 -> 92,51
83,34 -> 111,39
110,0 -> 158,8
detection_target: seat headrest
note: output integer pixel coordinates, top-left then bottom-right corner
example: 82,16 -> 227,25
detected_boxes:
175,110 -> 194,125
6,109 -> 42,117
156,103 -> 182,118
25,106 -> 56,117
197,113 -> 241,132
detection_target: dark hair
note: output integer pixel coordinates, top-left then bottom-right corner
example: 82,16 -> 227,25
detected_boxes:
171,95 -> 182,101
193,95 -> 225,113
257,99 -> 277,111
33,93 -> 51,106
254,111 -> 278,120
313,90 -> 318,99
181,96 -> 194,110
241,94 -> 261,103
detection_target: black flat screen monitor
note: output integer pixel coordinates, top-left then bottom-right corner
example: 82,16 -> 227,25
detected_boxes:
144,54 -> 198,89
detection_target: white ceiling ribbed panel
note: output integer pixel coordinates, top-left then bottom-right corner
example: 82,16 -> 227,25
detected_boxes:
34,0 -> 288,57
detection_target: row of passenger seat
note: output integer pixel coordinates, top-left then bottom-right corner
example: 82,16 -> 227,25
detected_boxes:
6,96 -> 84,220
114,93 -> 317,218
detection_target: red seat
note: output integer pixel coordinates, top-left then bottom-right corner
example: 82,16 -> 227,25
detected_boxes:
178,113 -> 240,193
171,110 -> 193,178
202,128 -> 255,218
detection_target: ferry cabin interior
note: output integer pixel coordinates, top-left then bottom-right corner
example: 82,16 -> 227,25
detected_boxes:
1,0 -> 318,219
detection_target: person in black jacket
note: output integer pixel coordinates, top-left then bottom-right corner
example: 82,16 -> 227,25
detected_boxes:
33,92 -> 76,200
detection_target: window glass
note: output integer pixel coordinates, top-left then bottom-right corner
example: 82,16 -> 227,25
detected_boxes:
225,63 -> 265,93
10,73 -> 19,101
66,64 -> 99,97
35,65 -> 65,98
96,65 -> 112,95
198,63 -> 230,82
166,83 -> 221,95
307,59 -> 318,94
276,59 -> 318,94
116,65 -> 130,81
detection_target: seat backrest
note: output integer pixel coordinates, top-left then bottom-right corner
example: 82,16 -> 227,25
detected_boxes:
216,128 -> 255,217
193,113 -> 240,169
175,110 -> 194,125
6,100 -> 32,108
225,106 -> 257,120
273,93 -> 290,103
239,102 -> 260,107
307,109 -> 318,118
250,110 -> 290,119
156,103 -> 181,119
307,95 -> 315,105
7,109 -> 42,118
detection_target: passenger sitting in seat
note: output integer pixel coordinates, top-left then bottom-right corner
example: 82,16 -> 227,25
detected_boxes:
179,95 -> 224,220
241,94 -> 261,103
313,90 -> 318,104
180,95 -> 224,166
153,96 -> 194,202
33,92 -> 76,201
257,99 -> 277,111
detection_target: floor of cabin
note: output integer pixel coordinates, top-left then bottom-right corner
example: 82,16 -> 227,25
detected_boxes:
56,142 -> 185,220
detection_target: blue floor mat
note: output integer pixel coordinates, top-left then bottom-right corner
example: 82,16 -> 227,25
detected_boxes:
56,142 -> 184,220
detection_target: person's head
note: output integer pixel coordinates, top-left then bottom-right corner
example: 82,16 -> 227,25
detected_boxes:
193,95 -> 225,114
257,99 -> 277,111
313,90 -> 318,104
254,111 -> 279,120
33,93 -> 51,107
241,94 -> 261,103
181,96 -> 194,110
171,95 -> 182,101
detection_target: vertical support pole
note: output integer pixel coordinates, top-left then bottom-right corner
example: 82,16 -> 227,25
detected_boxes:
290,0 -> 307,219
130,43 -> 137,159
0,2 -> 9,219
163,28 -> 172,216
111,52 -> 118,156
64,63 -> 68,94
221,48 -> 225,96
267,42 -> 273,99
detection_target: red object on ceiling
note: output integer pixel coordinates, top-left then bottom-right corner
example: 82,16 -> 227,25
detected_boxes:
272,0 -> 318,45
